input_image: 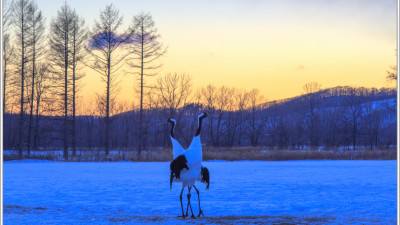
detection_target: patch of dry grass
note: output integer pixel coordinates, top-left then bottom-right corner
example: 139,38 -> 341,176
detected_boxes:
3,153 -> 55,161
3,147 -> 396,162
202,147 -> 396,161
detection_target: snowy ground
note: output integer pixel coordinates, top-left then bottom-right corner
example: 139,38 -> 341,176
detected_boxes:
3,160 -> 397,224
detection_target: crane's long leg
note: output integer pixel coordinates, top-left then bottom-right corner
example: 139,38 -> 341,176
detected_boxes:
185,190 -> 190,217
185,187 -> 195,218
178,187 -> 185,218
193,185 -> 204,217
184,190 -> 194,217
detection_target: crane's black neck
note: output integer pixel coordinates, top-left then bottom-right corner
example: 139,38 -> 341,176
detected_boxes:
195,115 -> 206,136
169,120 -> 175,138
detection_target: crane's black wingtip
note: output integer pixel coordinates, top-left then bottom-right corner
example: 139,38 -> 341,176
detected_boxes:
170,172 -> 173,189
201,166 -> 210,190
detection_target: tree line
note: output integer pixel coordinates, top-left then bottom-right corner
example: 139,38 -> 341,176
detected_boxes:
3,82 -> 397,159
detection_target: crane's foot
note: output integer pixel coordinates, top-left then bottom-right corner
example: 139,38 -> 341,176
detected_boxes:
197,209 -> 204,217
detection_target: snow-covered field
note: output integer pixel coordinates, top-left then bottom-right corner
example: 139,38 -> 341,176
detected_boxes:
3,160 -> 397,224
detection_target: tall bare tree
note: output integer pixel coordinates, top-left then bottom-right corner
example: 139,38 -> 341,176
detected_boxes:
303,82 -> 321,149
27,1 -> 45,156
33,63 -> 51,150
127,12 -> 167,154
3,0 -> 15,114
3,34 -> 15,114
48,2 -> 74,160
70,11 -> 87,156
12,0 -> 33,158
86,4 -> 131,156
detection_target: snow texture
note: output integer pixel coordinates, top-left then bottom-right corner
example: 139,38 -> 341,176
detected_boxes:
3,160 -> 397,224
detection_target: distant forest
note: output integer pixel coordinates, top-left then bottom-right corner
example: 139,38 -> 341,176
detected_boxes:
4,86 -> 397,157
2,0 -> 397,160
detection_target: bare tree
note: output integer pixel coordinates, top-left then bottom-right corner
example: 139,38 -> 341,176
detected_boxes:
127,12 -> 167,154
266,102 -> 279,147
224,88 -> 237,146
213,86 -> 232,146
3,0 -> 14,31
276,112 -> 288,149
33,63 -> 51,150
27,1 -> 45,156
114,101 -> 135,157
152,73 -> 192,116
386,49 -> 397,82
2,0 -> 16,150
3,0 -> 15,114
70,11 -> 87,156
86,4 -> 131,155
235,89 -> 248,146
293,107 -> 306,149
2,34 -> 15,114
363,102 -> 380,150
199,85 -> 217,145
303,82 -> 321,149
12,0 -> 33,158
48,2 -> 74,160
248,88 -> 265,147
386,65 -> 397,81
346,87 -> 364,149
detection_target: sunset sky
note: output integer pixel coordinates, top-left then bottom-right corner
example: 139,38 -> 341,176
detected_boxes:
34,0 -> 397,103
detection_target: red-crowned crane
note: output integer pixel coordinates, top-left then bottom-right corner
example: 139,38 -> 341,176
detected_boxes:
169,113 -> 209,218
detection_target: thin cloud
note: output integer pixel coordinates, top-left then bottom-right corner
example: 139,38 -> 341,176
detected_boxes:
88,31 -> 157,49
88,31 -> 131,49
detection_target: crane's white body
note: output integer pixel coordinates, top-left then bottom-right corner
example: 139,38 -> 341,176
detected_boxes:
169,114 -> 206,188
175,136 -> 202,188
